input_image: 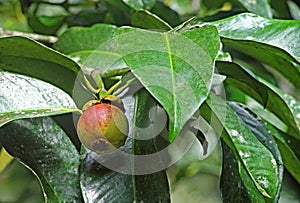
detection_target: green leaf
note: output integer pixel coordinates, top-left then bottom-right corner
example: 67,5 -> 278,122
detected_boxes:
211,13 -> 300,89
220,141 -> 252,203
0,108 -> 80,127
232,0 -> 272,18
132,10 -> 172,31
0,147 -> 13,174
266,123 -> 300,185
266,84 -> 300,129
254,80 -> 300,139
0,36 -> 82,97
54,24 -> 118,55
132,90 -> 170,201
217,61 -> 268,105
151,1 -> 181,27
54,24 -> 123,74
0,71 -> 80,126
0,71 -> 82,150
271,0 -> 292,19
80,90 -> 170,202
203,94 -> 279,199
0,118 -> 82,202
55,24 -> 219,141
117,25 -> 219,141
122,0 -> 156,10
230,102 -> 284,202
217,62 -> 300,140
28,14 -> 64,35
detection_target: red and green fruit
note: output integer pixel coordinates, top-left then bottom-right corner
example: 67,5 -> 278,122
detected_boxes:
77,102 -> 128,154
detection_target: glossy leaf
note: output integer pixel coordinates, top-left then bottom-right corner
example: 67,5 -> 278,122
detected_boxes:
217,61 -> 268,105
230,102 -> 284,202
211,13 -> 300,89
217,62 -> 300,139
117,25 -> 220,141
257,80 -> 300,139
266,123 -> 300,185
80,152 -> 134,203
0,108 -> 80,127
55,24 -> 219,143
132,10 -> 172,31
0,118 -> 82,202
122,0 -> 156,10
0,36 -> 82,96
0,71 -> 80,124
220,141 -> 251,202
203,94 -> 279,199
80,90 -> 170,202
0,71 -> 82,149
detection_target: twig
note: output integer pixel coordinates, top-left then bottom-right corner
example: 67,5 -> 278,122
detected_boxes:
0,28 -> 58,44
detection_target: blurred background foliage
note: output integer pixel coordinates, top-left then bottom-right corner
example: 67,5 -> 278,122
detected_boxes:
1,0 -> 300,202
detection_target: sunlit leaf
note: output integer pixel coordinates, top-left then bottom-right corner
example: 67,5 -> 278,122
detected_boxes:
202,94 -> 279,199
116,25 -> 219,141
217,62 -> 300,139
266,123 -> 300,185
230,102 -> 284,202
211,13 -> 300,89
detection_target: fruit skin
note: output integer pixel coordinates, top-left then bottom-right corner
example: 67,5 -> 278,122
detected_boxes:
77,103 -> 128,154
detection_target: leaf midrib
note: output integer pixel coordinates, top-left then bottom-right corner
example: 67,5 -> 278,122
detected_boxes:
164,33 -> 177,135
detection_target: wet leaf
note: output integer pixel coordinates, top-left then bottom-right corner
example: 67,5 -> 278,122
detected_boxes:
230,102 -> 284,202
0,118 -> 82,202
0,108 -> 80,127
211,13 -> 300,89
0,72 -> 81,147
217,62 -> 300,140
220,141 -> 251,203
266,123 -> 300,185
216,61 -> 268,105
202,94 -> 279,199
117,25 -> 219,141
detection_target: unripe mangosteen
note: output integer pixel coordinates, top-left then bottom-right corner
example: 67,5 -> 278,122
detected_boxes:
77,103 -> 128,154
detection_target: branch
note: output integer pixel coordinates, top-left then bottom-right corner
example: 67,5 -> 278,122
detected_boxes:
0,28 -> 58,44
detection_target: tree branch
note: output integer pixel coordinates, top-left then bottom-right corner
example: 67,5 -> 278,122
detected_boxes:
0,28 -> 58,44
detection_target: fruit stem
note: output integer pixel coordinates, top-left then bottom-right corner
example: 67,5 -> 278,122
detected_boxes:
106,80 -> 122,96
112,78 -> 136,96
83,75 -> 101,94
91,71 -> 105,90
